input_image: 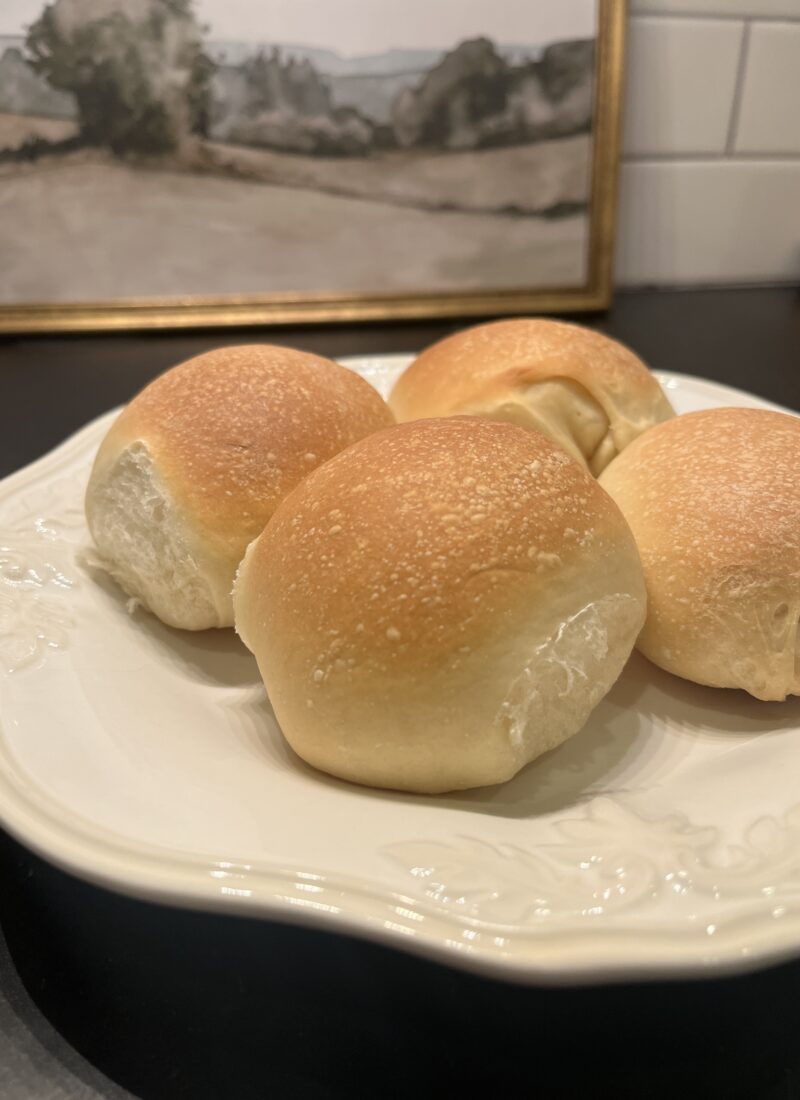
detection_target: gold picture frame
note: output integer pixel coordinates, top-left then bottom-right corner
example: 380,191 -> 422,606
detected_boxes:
0,0 -> 625,334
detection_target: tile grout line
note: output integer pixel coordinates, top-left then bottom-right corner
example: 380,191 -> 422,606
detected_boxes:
630,10 -> 800,23
623,152 -> 800,163
725,18 -> 752,154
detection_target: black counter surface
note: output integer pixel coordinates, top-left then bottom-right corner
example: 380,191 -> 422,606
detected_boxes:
0,286 -> 799,1100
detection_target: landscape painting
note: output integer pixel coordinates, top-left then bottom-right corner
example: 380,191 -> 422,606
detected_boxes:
0,0 -> 622,331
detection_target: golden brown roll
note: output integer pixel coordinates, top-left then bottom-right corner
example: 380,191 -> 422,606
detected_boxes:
234,416 -> 647,793
85,345 -> 394,630
599,407 -> 800,701
389,318 -> 674,474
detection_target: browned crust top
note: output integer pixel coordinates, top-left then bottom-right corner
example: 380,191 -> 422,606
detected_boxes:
600,407 -> 800,580
245,416 -> 641,671
95,344 -> 394,561
390,318 -> 672,428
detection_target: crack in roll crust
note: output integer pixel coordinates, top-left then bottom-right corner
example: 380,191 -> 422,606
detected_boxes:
599,407 -> 800,701
389,318 -> 675,475
234,417 -> 647,793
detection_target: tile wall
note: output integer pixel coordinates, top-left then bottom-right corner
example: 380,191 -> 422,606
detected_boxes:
614,0 -> 800,285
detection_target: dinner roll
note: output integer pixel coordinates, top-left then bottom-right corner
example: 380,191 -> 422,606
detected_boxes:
85,345 -> 393,630
599,407 -> 800,701
234,417 -> 646,793
389,319 -> 675,475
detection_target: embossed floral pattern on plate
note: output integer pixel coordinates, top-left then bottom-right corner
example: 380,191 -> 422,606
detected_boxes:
0,477 -> 85,672
384,798 -> 800,928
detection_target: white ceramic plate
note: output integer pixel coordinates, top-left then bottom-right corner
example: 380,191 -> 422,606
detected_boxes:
1,357 -> 799,987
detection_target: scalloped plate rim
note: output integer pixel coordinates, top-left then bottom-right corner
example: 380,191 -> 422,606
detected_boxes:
0,359 -> 798,987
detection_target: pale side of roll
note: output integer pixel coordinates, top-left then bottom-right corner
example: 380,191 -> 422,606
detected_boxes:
599,407 -> 800,701
389,318 -> 675,475
85,345 -> 394,630
234,417 -> 647,794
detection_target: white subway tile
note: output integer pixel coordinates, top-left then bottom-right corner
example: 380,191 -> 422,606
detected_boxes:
615,160 -> 800,284
630,1 -> 800,16
623,17 -> 743,155
734,23 -> 800,153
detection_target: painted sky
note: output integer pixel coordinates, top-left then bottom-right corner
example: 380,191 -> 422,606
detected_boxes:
3,0 -> 596,54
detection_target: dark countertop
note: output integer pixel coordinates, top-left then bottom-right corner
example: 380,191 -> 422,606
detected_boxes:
0,286 -> 799,1100
2,286 -> 799,480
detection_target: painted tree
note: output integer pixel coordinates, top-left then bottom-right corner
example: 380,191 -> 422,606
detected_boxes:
26,0 -> 213,154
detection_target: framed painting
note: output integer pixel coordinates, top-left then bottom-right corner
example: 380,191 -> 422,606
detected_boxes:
0,0 -> 625,333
